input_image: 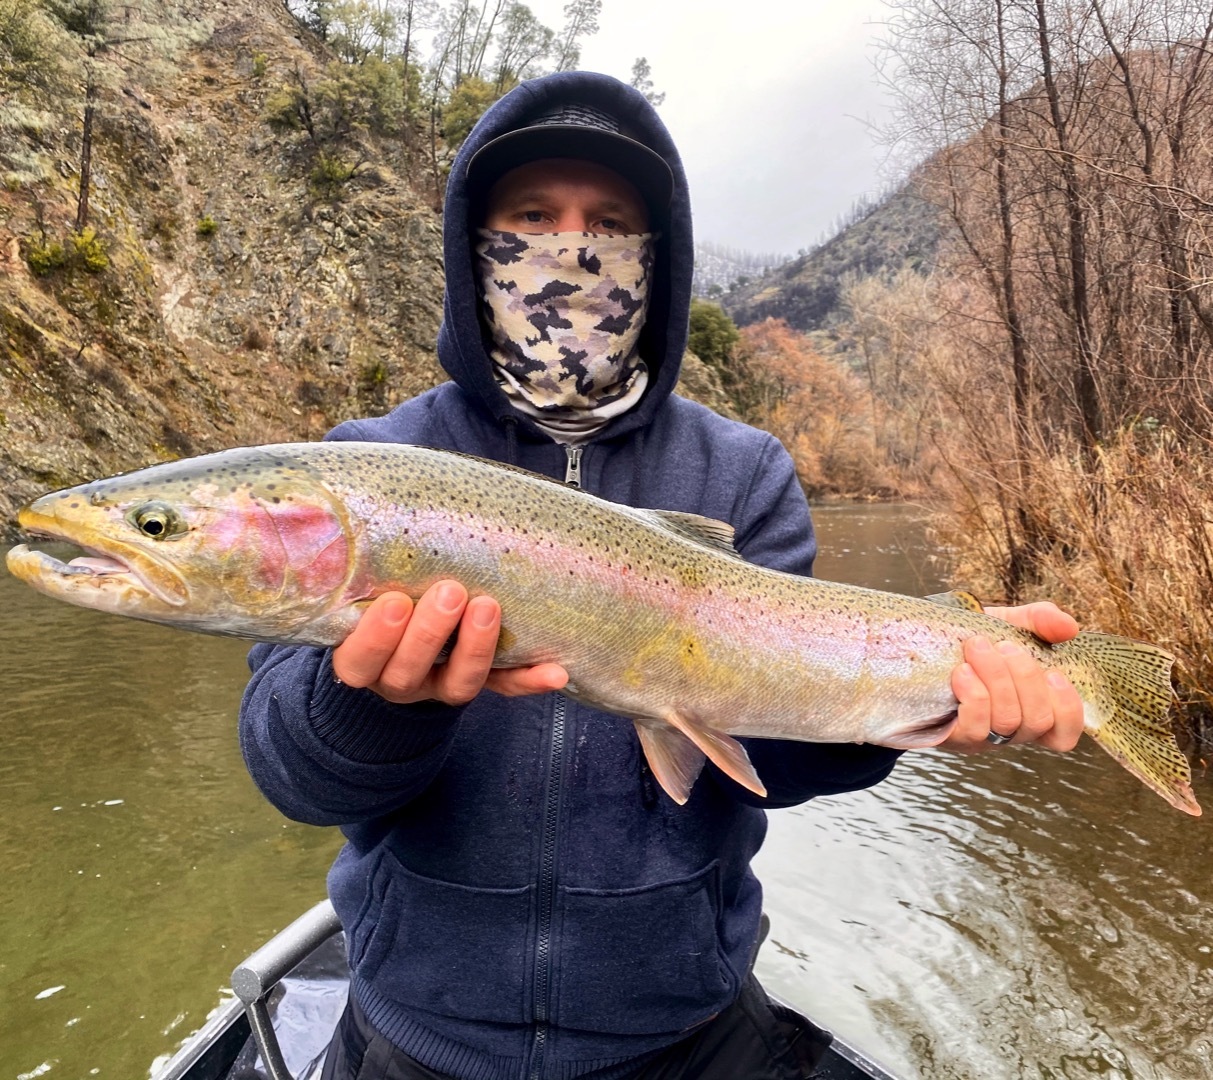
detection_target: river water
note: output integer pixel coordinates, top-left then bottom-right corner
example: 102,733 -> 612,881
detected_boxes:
2,504 -> 1210,1080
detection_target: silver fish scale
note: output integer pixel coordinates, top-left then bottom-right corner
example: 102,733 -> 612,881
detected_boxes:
268,443 -> 975,743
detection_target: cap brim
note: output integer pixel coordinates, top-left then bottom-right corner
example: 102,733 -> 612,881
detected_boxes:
467,125 -> 674,217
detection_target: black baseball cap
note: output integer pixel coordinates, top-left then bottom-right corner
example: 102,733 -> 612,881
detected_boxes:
466,101 -> 675,220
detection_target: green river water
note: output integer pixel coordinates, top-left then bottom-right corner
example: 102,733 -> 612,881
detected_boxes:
3,504 -> 1211,1079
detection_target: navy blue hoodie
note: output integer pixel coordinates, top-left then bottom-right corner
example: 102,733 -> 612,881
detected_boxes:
239,71 -> 901,1080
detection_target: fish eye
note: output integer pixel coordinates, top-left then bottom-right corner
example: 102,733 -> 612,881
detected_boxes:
129,502 -> 184,540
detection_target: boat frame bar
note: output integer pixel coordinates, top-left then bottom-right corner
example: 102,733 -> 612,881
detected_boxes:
230,899 -> 344,1080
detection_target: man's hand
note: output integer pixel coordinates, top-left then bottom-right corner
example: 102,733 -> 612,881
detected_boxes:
945,601 -> 1086,753
332,583 -> 568,705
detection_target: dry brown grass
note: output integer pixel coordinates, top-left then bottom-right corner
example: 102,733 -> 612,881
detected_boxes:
933,433 -> 1213,742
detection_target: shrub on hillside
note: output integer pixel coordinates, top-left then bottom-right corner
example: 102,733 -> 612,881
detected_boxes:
24,236 -> 67,276
71,227 -> 108,272
740,318 -> 891,497
23,227 -> 110,275
309,152 -> 358,197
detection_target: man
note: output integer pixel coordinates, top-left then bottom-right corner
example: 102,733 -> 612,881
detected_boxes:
240,71 -> 1083,1080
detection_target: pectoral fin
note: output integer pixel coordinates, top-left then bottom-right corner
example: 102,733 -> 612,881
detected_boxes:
881,710 -> 959,748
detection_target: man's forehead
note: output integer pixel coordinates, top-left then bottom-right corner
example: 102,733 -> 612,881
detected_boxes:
489,158 -> 646,204
497,186 -> 633,211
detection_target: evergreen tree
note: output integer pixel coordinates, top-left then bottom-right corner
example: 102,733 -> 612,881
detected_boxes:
442,72 -> 497,146
0,0 -> 62,91
629,56 -> 664,106
323,0 -> 398,63
491,2 -> 551,92
688,298 -> 741,375
551,0 -> 599,71
0,0 -> 70,185
687,299 -> 770,420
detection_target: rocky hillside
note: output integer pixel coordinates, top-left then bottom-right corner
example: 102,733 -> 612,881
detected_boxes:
0,0 -> 730,536
0,0 -> 448,533
721,183 -> 943,332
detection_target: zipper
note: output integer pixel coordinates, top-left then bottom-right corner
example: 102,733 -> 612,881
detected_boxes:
527,694 -> 568,1080
527,444 -> 580,1078
563,445 -> 583,487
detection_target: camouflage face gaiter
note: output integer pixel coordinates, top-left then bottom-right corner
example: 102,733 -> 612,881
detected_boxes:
475,228 -> 656,443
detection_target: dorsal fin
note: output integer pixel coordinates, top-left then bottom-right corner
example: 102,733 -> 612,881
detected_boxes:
923,590 -> 985,613
640,509 -> 741,557
420,445 -> 577,489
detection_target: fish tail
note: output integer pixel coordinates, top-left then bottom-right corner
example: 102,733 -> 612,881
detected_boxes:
1061,632 -> 1201,816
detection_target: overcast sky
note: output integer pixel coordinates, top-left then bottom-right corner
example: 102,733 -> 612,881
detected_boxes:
523,0 -> 898,255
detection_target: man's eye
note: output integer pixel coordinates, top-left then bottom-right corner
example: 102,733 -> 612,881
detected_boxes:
523,211 -> 546,223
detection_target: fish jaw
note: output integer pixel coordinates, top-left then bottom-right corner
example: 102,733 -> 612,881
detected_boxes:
9,500 -> 190,613
5,541 -> 189,624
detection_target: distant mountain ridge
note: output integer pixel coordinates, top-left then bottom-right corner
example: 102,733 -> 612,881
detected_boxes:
691,241 -> 789,298
721,183 -> 944,332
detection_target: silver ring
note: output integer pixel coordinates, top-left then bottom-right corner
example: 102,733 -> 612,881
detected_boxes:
986,729 -> 1014,745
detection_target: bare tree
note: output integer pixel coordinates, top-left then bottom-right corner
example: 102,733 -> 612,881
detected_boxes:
42,0 -> 207,230
551,0 -> 599,71
1090,0 -> 1213,396
880,0 -> 1051,589
876,0 -> 1213,595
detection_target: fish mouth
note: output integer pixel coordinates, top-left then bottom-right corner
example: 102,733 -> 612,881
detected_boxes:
7,506 -> 188,609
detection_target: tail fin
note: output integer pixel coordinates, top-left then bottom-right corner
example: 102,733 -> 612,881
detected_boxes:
1065,632 -> 1201,816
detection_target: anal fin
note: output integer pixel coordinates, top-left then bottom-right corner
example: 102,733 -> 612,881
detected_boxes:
633,712 -> 769,805
663,709 -> 767,799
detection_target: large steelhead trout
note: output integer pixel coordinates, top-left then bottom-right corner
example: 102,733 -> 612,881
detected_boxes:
5,442 -> 1200,816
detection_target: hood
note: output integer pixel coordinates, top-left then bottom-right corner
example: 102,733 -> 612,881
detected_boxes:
437,71 -> 694,442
